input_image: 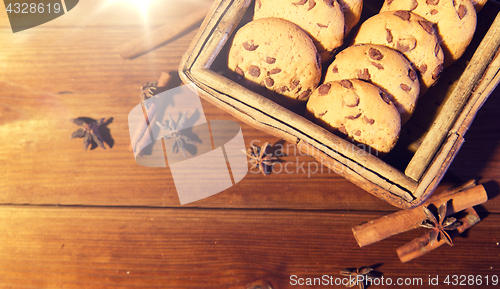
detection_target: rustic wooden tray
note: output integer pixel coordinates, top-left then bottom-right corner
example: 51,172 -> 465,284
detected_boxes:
179,0 -> 500,208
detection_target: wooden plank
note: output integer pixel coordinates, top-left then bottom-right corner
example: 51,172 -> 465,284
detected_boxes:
0,206 -> 499,288
412,50 -> 500,202
405,11 -> 500,181
397,0 -> 500,154
0,0 -> 499,213
116,7 -> 211,59
191,70 -> 418,194
0,0 -> 214,28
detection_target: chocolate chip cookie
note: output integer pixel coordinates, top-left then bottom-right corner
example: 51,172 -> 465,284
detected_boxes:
338,0 -> 364,35
470,0 -> 488,12
353,10 -> 444,93
254,0 -> 345,63
324,44 -> 420,124
228,17 -> 322,103
380,0 -> 477,67
306,79 -> 401,154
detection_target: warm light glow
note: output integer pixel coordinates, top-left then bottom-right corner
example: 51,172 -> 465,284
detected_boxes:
106,0 -> 156,19
125,0 -> 155,16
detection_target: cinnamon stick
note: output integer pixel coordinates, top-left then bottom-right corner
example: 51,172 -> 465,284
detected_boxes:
130,72 -> 173,154
352,184 -> 488,247
116,7 -> 210,59
397,207 -> 481,263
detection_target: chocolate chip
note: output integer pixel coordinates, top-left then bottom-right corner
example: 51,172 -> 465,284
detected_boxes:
265,77 -> 275,87
397,43 -> 411,52
400,83 -> 412,91
346,113 -> 362,120
419,63 -> 428,74
458,4 -> 467,19
386,29 -> 393,43
427,0 -> 439,4
387,0 -> 394,4
269,68 -> 282,75
368,48 -> 384,60
408,68 -> 417,81
343,93 -> 360,107
371,62 -> 384,70
276,86 -> 289,93
324,0 -> 334,7
266,57 -> 276,64
364,116 -> 375,125
235,66 -> 244,76
380,91 -> 391,104
319,110 -> 328,117
435,42 -> 441,57
357,68 -> 371,81
354,130 -> 362,136
396,37 -> 417,52
419,20 -> 434,34
249,65 -> 261,77
338,126 -> 348,134
293,0 -> 307,5
317,23 -> 329,28
432,64 -> 443,80
256,0 -> 262,9
318,83 -> 331,95
430,9 -> 439,15
339,79 -> 353,89
298,89 -> 311,100
410,0 -> 418,10
331,65 -> 339,73
394,10 -> 411,21
308,0 -> 316,10
290,80 -> 300,90
243,41 -> 258,51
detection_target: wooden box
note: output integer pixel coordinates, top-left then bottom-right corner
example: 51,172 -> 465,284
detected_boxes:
179,0 -> 500,208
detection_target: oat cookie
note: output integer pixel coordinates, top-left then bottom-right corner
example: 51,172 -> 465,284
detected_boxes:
306,79 -> 401,154
254,0 -> 345,63
324,44 -> 420,124
380,0 -> 477,67
338,0 -> 364,35
228,18 -> 322,103
353,10 -> 444,92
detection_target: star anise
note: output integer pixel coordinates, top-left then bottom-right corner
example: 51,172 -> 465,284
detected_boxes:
244,142 -> 277,176
340,267 -> 375,289
140,82 -> 158,110
420,202 -> 463,246
156,111 -> 197,157
70,118 -> 106,151
140,82 -> 157,101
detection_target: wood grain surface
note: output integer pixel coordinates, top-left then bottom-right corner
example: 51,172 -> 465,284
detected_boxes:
0,206 -> 499,288
0,0 -> 499,288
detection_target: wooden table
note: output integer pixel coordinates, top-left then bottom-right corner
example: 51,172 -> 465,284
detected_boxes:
1,1 -> 499,288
